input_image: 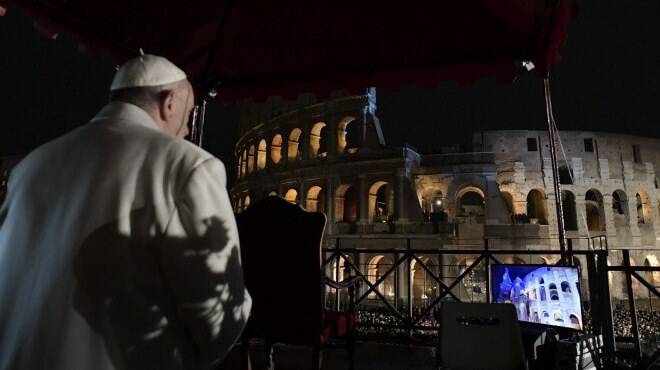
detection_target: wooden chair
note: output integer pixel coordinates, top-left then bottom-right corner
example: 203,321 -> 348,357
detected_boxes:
235,196 -> 359,370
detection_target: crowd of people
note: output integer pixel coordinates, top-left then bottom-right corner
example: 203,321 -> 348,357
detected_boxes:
354,304 -> 660,346
611,307 -> 660,341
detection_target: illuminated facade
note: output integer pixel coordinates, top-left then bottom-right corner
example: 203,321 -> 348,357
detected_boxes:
231,89 -> 660,303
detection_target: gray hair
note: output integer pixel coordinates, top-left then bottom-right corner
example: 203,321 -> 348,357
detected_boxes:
109,81 -> 183,111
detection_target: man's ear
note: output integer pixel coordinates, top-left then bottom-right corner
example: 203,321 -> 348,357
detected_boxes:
159,90 -> 177,121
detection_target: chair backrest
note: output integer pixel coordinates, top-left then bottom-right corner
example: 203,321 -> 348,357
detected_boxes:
236,196 -> 326,335
438,302 -> 527,370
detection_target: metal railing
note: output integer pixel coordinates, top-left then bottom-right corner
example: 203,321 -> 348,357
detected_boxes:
321,236 -> 660,369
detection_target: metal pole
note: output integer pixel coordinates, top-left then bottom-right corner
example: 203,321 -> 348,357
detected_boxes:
485,238 -> 491,304
407,239 -> 413,323
596,251 -> 616,357
544,76 -> 568,264
335,239 -> 341,311
623,250 -> 642,360
197,99 -> 207,148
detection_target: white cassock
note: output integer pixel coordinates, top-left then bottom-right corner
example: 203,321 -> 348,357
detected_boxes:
0,101 -> 252,370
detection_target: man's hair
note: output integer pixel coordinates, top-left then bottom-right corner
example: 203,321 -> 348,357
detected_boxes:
109,81 -> 182,111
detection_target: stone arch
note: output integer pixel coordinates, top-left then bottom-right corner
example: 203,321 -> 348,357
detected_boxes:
502,256 -> 526,264
527,189 -> 549,225
456,186 -> 485,219
636,190 -> 652,224
501,190 -> 514,218
336,184 -> 357,222
337,116 -> 359,154
431,190 -> 445,213
539,256 -> 558,265
330,255 -> 351,283
247,145 -> 256,173
585,189 -> 605,232
240,149 -> 248,178
643,255 -> 660,286
368,181 -> 393,222
287,128 -> 303,161
284,188 -> 298,204
271,134 -> 283,164
612,190 -> 629,226
367,255 -> 395,299
559,164 -> 573,185
257,139 -> 267,170
619,256 -> 640,294
411,255 -> 438,301
309,121 -> 327,158
561,190 -> 578,231
305,185 -> 325,213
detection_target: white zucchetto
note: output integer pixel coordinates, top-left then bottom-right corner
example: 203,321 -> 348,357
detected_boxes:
110,54 -> 187,91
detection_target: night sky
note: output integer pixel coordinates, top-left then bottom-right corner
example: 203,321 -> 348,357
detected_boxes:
1,0 -> 660,185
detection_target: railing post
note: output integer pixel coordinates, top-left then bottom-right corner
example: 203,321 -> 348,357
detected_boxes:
623,250 -> 642,360
596,250 -> 616,358
335,238 -> 341,311
407,238 -> 413,326
485,238 -> 490,303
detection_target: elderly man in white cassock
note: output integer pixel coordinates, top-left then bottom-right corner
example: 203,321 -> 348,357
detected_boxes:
0,54 -> 252,370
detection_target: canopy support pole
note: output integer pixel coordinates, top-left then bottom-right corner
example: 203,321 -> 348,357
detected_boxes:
544,75 -> 569,265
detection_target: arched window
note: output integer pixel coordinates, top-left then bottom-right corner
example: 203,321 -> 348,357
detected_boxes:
337,116 -> 359,154
271,134 -> 283,164
636,191 -> 652,224
288,129 -> 303,161
240,149 -> 248,178
585,189 -> 605,232
612,190 -> 629,226
336,185 -> 357,222
284,188 -> 298,204
305,186 -> 325,213
644,256 -> 660,286
501,191 -> 514,219
458,188 -> 485,221
540,287 -> 546,301
309,122 -> 327,158
247,145 -> 255,174
561,281 -> 571,293
367,255 -> 395,299
561,190 -> 578,230
412,256 -> 437,301
369,181 -> 392,222
257,139 -> 267,170
549,283 -> 559,300
244,195 -> 251,209
432,191 -> 444,213
527,189 -> 548,225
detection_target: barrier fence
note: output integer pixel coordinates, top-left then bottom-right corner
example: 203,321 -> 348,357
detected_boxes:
322,236 -> 660,369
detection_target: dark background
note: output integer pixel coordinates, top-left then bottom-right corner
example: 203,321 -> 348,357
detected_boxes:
2,0 -> 659,185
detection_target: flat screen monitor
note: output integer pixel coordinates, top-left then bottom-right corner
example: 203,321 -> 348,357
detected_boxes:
490,264 -> 583,331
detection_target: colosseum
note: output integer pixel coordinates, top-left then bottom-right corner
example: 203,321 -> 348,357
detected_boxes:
231,88 -> 660,303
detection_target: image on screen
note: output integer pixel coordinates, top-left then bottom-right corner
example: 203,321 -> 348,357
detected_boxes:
490,264 -> 583,331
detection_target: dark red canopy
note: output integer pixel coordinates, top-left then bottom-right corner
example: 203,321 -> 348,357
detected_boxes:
2,0 -> 573,102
